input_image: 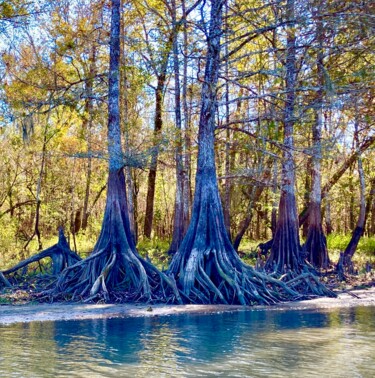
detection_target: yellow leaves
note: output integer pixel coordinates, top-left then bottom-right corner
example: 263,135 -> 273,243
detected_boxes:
0,2 -> 15,18
58,134 -> 83,155
0,0 -> 28,19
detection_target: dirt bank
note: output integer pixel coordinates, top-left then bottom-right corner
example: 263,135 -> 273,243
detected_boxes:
0,287 -> 374,325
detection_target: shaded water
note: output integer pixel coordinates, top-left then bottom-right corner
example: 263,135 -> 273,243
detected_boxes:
0,306 -> 374,377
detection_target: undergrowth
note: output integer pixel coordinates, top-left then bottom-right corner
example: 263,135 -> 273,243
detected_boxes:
1,233 -> 374,273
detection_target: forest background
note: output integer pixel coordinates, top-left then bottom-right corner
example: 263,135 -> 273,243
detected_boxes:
0,0 -> 374,276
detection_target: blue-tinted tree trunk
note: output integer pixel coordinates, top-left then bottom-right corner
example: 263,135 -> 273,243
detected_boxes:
167,0 -> 331,305
305,6 -> 329,269
54,0 -> 181,303
265,0 -> 302,273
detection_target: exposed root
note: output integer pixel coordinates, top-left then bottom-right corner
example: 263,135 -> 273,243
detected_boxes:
0,272 -> 11,288
336,252 -> 356,281
52,245 -> 182,304
168,190 -> 336,306
1,228 -> 80,285
170,245 -> 336,305
50,171 -> 182,304
167,178 -> 337,306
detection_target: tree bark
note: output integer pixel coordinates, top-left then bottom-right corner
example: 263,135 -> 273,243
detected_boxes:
266,0 -> 302,273
348,165 -> 355,231
271,158 -> 278,236
223,1 -> 231,238
81,44 -> 96,231
305,9 -> 329,269
120,19 -> 136,244
182,0 -> 192,230
24,121 -> 49,252
365,177 -> 375,236
302,155 -> 311,238
143,27 -> 175,238
168,0 -> 189,255
342,115 -> 366,268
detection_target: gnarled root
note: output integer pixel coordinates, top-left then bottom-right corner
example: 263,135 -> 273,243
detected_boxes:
51,198 -> 182,304
0,271 -> 11,288
168,196 -> 335,305
1,228 -> 80,286
52,245 -> 182,304
170,246 -> 336,305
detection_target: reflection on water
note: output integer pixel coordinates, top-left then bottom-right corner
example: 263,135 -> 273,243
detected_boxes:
0,307 -> 374,377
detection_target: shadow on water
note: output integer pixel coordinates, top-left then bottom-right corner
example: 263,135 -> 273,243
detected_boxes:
0,306 -> 374,377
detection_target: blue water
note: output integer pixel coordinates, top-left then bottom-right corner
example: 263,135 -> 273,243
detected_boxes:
0,306 -> 374,377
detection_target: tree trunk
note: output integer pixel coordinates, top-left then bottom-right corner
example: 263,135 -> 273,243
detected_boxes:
365,177 -> 375,236
120,22 -> 136,244
348,165 -> 355,231
302,156 -> 311,238
167,0 -> 331,305
299,134 -> 375,226
233,157 -> 273,250
223,2 -> 231,238
325,186 -> 333,235
271,158 -> 278,236
342,116 -> 366,269
168,0 -> 189,255
144,74 -> 167,238
305,9 -> 329,269
266,0 -> 302,273
24,121 -> 49,252
3,228 -> 81,278
233,187 -> 256,251
55,0 -> 181,303
182,0 -> 192,229
81,45 -> 96,231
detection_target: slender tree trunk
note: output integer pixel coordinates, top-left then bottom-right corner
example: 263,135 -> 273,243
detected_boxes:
233,186 -> 257,251
144,74 -> 167,238
232,160 -> 272,250
302,155 -> 311,238
263,191 -> 269,239
299,134 -> 375,226
271,158 -> 278,236
223,129 -> 231,237
24,122 -> 49,252
120,23 -> 136,244
266,0 -> 302,273
182,0 -> 192,222
168,0 -> 189,255
365,177 -> 375,236
132,170 -> 139,240
348,165 -> 355,231
343,115 -> 366,267
325,193 -> 333,235
223,1 -> 231,238
305,10 -> 329,268
81,45 -> 96,231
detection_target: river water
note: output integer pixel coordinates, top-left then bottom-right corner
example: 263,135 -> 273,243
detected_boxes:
0,306 -> 374,377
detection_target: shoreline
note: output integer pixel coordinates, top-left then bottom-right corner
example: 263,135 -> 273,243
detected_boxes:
0,286 -> 374,325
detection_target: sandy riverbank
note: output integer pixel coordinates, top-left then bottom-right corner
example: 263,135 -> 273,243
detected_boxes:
0,287 -> 374,325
